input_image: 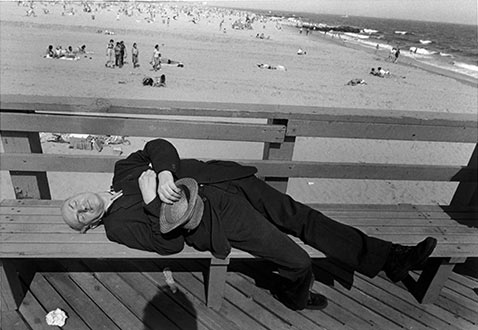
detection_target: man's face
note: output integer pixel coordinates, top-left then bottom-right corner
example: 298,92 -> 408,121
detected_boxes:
62,192 -> 106,231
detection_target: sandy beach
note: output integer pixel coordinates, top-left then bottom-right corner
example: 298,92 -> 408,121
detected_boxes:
1,1 -> 477,205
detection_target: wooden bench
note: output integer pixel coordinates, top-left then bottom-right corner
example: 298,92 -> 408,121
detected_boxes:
1,95 -> 477,311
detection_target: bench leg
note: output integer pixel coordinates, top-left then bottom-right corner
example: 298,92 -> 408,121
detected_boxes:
206,257 -> 229,310
0,260 -> 24,311
404,257 -> 465,304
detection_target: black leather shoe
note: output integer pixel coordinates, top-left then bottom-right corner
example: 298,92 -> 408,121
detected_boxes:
384,237 -> 437,283
305,292 -> 328,310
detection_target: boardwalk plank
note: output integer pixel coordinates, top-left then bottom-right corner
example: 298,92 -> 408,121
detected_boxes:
314,282 -> 405,330
82,260 -> 181,330
138,261 -> 244,330
409,272 -> 478,323
1,310 -> 31,330
114,271 -> 209,330
374,274 -> 476,330
171,260 -> 270,330
230,263 -> 334,330
28,273 -> 90,330
235,260 -> 353,330
345,280 -> 432,330
17,291 -> 50,330
9,260 -> 478,330
448,273 -> 478,303
42,272 -> 120,330
223,279 -> 299,330
352,274 -> 452,330
435,295 -> 478,325
59,261 -> 150,330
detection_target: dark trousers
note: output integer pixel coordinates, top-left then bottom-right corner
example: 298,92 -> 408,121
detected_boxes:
203,176 -> 392,310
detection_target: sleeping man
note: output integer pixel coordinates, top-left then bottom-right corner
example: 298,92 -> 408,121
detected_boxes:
62,138 -> 437,310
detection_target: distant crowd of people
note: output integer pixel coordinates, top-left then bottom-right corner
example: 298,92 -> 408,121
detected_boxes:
105,40 -> 166,72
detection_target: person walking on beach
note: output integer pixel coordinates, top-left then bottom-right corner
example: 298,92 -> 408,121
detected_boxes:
62,138 -> 437,311
394,48 -> 401,63
105,39 -> 115,67
114,42 -> 122,68
132,42 -> 139,68
119,41 -> 126,67
386,47 -> 396,62
151,44 -> 161,71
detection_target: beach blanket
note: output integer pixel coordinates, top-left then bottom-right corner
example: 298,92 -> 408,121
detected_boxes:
43,55 -> 80,61
59,56 -> 80,61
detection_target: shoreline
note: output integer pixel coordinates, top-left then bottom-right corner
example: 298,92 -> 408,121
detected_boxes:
282,24 -> 478,88
1,1 -> 476,205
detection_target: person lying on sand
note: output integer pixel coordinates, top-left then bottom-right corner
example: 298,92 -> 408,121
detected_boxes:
297,48 -> 307,55
346,78 -> 367,86
162,59 -> 184,67
143,74 -> 166,87
370,67 -> 390,78
257,63 -> 286,71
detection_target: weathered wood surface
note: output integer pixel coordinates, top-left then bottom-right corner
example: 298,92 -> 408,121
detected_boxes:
0,112 -> 286,142
2,259 -> 477,330
1,153 -> 476,181
1,200 -> 477,259
1,94 -> 477,125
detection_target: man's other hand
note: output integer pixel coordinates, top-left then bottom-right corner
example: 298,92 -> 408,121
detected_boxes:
138,169 -> 157,204
157,170 -> 181,204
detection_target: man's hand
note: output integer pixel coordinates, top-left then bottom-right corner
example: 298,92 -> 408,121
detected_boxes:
138,169 -> 157,204
157,170 -> 181,204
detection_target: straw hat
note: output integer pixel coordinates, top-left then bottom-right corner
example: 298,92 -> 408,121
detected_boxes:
159,178 -> 204,234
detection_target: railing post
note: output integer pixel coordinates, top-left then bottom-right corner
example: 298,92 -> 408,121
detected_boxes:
1,128 -> 51,200
262,118 -> 295,193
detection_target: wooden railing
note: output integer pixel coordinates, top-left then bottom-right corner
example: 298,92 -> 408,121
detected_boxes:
1,94 -> 476,203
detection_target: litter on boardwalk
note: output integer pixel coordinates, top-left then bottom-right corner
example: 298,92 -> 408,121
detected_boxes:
163,267 -> 178,293
45,308 -> 68,327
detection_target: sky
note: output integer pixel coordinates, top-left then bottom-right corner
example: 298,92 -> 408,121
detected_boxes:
204,0 -> 478,25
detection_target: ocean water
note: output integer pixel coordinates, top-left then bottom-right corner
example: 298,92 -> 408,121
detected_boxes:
255,10 -> 478,79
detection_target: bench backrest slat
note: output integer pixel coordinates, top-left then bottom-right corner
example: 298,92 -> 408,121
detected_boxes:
288,119 -> 478,143
0,113 -> 285,143
0,153 -> 475,182
2,94 -> 477,123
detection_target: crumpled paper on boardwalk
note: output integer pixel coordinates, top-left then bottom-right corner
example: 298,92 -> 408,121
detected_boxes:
45,308 -> 68,327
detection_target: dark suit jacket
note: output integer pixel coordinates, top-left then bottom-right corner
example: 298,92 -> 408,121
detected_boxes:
103,138 -> 257,257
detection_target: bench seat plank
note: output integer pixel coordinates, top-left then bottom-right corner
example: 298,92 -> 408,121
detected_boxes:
2,199 -> 477,310
1,242 -> 477,259
1,200 -> 478,258
3,232 -> 478,245
2,223 -> 477,234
